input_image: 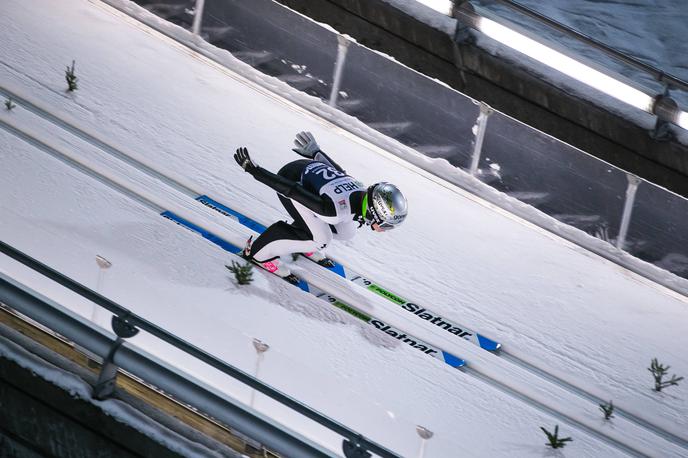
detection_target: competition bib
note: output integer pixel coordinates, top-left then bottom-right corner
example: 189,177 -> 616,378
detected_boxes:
302,161 -> 365,221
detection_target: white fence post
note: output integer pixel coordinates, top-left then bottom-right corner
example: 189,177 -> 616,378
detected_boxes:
329,35 -> 351,107
91,255 -> 112,324
191,0 -> 206,36
469,102 -> 493,176
616,174 -> 642,250
249,338 -> 270,408
416,425 -> 433,458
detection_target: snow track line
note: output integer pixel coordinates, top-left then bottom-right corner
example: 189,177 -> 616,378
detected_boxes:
0,85 -> 193,205
465,367 -> 645,457
499,352 -> 688,450
1,88 -> 686,457
0,119 -> 164,214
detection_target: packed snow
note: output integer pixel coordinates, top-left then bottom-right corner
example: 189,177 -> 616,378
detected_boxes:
1,0 -> 687,457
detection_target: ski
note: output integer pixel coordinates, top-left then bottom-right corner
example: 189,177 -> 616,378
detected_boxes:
160,210 -> 466,369
196,195 -> 501,352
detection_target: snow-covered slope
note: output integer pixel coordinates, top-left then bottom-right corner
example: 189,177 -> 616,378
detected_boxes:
1,0 -> 687,456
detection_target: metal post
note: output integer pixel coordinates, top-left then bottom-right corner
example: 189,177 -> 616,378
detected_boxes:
342,434 -> 372,458
93,314 -> 139,400
616,174 -> 642,250
91,255 -> 112,323
415,426 -> 433,458
469,102 -> 493,176
650,85 -> 678,141
191,0 -> 206,36
250,338 -> 270,408
329,35 -> 351,107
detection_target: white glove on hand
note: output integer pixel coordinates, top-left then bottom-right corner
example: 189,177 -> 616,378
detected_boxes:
292,131 -> 320,158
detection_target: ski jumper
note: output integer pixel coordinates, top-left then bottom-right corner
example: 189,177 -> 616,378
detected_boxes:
248,151 -> 366,263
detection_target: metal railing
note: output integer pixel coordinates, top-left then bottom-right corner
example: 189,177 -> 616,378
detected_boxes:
487,0 -> 688,92
0,240 -> 401,458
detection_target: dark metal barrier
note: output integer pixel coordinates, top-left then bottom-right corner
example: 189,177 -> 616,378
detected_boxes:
0,240 -> 401,458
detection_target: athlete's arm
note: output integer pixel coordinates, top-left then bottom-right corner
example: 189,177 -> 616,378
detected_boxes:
292,131 -> 346,173
251,166 -> 337,216
313,150 -> 346,174
234,148 -> 337,216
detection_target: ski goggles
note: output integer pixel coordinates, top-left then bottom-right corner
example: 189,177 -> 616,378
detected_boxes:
374,221 -> 397,231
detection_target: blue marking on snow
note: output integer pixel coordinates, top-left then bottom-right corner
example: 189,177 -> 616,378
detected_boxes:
196,195 -> 267,233
442,351 -> 466,368
477,334 -> 502,352
161,211 -> 241,254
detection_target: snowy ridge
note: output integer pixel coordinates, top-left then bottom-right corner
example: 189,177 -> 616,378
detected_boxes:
1,73 -> 686,457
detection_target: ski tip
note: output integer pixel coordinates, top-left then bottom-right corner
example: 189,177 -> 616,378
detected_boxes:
442,351 -> 467,368
477,334 -> 502,352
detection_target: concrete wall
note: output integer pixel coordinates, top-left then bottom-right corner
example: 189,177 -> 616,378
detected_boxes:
0,351 -> 182,458
274,0 -> 688,197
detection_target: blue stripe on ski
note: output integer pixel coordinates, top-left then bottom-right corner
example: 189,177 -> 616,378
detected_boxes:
161,210 -> 309,291
442,351 -> 466,368
196,195 -> 267,233
161,210 -> 241,254
477,334 -> 501,352
327,262 -> 346,277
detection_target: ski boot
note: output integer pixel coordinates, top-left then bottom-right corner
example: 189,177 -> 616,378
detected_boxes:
238,236 -> 300,285
301,250 -> 336,268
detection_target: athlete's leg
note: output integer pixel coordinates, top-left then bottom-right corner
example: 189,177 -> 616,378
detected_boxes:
250,200 -> 332,262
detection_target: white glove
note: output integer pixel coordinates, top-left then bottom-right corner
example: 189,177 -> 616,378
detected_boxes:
292,131 -> 320,158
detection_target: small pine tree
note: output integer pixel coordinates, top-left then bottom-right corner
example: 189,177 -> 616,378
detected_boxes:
291,252 -> 300,262
649,358 -> 684,392
4,98 -> 15,110
599,400 -> 614,420
227,260 -> 253,285
540,425 -> 572,449
65,60 -> 78,91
